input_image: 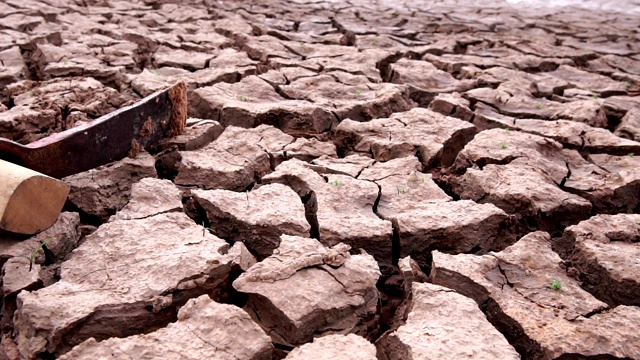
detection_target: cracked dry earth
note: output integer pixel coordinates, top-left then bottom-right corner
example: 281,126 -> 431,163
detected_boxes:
1,0 -> 640,359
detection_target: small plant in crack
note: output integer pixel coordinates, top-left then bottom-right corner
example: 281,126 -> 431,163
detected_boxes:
201,222 -> 214,237
22,239 -> 52,271
499,142 -> 508,149
299,41 -> 306,45
504,128 -> 512,132
397,186 -> 408,194
549,279 -> 562,291
535,103 -> 543,109
330,179 -> 344,187
628,152 -> 635,157
355,89 -> 363,96
592,94 -> 600,99
238,95 -> 252,102
371,39 -> 379,45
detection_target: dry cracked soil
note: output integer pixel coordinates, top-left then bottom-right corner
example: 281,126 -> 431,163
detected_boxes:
1,0 -> 640,359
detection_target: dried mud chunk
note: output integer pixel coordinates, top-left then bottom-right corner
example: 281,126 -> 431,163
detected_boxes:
563,153 -> 640,214
241,35 -> 300,62
193,183 -> 311,258
273,138 -> 337,165
262,159 -> 393,262
14,212 -> 241,358
473,103 -> 640,155
376,283 -> 519,360
546,65 -> 628,96
286,334 -> 376,360
310,154 -> 375,177
453,128 -> 575,182
129,67 -> 191,96
334,107 -> 476,168
603,96 -> 640,118
2,258 -> 41,298
131,49 -> 257,96
31,212 -> 81,263
233,235 -> 380,347
0,14 -> 43,31
152,46 -> 214,71
428,92 -> 474,121
359,156 -> 451,217
465,86 -> 607,128
395,199 -> 514,257
503,40 -> 595,61
0,47 -> 25,89
279,73 -> 413,122
59,295 -> 272,360
156,118 -> 223,151
189,76 -> 335,136
64,152 -> 157,220
173,127 -> 272,190
615,106 -> 640,141
431,231 -> 640,360
31,43 -> 124,82
561,214 -> 640,307
294,48 -> 396,83
452,162 -> 591,229
111,178 -> 183,221
389,58 -> 476,105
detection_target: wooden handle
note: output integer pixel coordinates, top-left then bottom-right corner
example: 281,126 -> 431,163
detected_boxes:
0,159 -> 69,235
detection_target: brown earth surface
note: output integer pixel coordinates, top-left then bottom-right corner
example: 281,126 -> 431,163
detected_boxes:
1,0 -> 640,359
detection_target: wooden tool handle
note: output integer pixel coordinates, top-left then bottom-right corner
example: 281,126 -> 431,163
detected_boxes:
0,159 -> 69,235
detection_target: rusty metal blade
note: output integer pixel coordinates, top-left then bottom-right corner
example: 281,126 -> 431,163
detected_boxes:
0,81 -> 187,179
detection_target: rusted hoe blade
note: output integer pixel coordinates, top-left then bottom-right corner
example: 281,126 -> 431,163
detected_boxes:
0,81 -> 187,179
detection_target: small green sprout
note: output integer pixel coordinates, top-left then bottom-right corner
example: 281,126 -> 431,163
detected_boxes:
330,179 -> 344,187
355,89 -> 363,96
592,94 -> 600,99
504,128 -> 512,132
535,103 -> 543,109
628,152 -> 635,157
25,239 -> 51,271
549,279 -> 562,291
372,39 -> 379,45
397,186 -> 408,194
499,142 -> 508,149
238,95 -> 252,102
299,41 -> 306,45
201,222 -> 214,237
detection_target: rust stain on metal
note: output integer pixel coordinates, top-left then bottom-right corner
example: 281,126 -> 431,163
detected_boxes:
167,81 -> 188,137
140,117 -> 155,137
128,139 -> 141,158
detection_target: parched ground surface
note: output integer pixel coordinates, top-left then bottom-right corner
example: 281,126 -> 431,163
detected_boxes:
1,0 -> 640,359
